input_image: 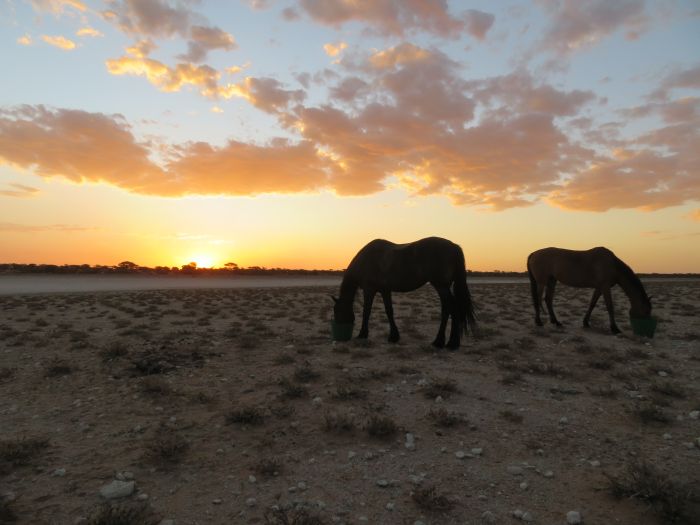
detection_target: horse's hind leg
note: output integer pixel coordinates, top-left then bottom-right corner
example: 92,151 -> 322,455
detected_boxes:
544,277 -> 562,327
432,285 -> 451,348
358,289 -> 375,339
534,282 -> 546,326
381,291 -> 400,343
583,288 -> 601,328
602,288 -> 621,334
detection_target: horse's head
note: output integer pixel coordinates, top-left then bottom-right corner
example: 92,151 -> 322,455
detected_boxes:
332,295 -> 355,324
630,294 -> 652,319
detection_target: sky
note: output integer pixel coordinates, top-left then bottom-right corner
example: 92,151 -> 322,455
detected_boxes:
0,0 -> 699,272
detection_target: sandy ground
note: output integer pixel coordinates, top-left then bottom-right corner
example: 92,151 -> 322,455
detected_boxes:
1,280 -> 699,525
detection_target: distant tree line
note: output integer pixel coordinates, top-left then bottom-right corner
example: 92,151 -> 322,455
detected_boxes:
0,262 -> 694,278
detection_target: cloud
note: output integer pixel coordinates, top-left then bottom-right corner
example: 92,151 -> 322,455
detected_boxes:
0,183 -> 39,198
106,56 -> 222,98
688,209 -> 700,222
652,64 -> 700,100
0,222 -> 93,232
537,0 -> 649,55
17,34 -> 32,46
41,34 -> 77,50
179,25 -> 237,63
298,0 -> 493,40
30,0 -> 85,14
323,41 -> 347,58
76,27 -> 103,37
223,77 -> 306,113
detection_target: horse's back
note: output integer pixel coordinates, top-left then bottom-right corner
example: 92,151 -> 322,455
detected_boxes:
528,247 -> 618,287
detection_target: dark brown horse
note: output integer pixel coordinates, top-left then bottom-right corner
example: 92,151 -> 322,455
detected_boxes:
527,247 -> 652,334
333,237 -> 477,349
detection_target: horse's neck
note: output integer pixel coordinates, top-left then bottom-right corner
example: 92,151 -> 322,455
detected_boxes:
617,270 -> 644,305
339,274 -> 358,304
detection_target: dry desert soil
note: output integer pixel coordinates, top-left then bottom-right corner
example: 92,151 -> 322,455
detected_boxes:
1,279 -> 699,524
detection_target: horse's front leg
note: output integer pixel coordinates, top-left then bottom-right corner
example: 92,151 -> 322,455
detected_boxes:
583,288 -> 601,328
381,291 -> 399,343
602,288 -> 621,334
357,289 -> 375,339
544,277 -> 562,327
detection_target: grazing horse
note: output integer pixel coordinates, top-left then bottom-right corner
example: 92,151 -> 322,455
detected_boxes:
332,237 -> 477,349
527,247 -> 652,334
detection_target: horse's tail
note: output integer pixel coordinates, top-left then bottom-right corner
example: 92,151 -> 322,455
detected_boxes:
453,246 -> 477,336
527,253 -> 539,310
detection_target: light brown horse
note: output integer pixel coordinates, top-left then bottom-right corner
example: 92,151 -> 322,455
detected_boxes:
527,247 -> 651,334
333,237 -> 477,349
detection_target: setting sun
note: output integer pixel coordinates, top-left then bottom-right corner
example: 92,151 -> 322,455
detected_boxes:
188,254 -> 216,269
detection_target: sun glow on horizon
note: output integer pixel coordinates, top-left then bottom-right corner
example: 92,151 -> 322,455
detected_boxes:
186,254 -> 217,269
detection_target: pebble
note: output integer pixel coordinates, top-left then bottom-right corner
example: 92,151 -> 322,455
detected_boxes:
507,466 -> 524,476
543,470 -> 554,478
386,502 -> 395,511
559,416 -> 568,424
482,510 -> 497,523
435,395 -> 443,403
405,433 -> 416,450
248,475 -> 256,483
212,499 -> 221,505
53,468 -> 66,477
245,497 -> 257,507
566,510 -> 582,524
689,410 -> 699,420
99,480 -> 135,499
376,479 -> 390,488
471,447 -> 483,456
519,481 -> 529,490
137,493 -> 148,501
298,481 -> 307,491
312,396 -> 322,405
657,371 -> 668,377
455,451 -> 466,459
663,433 -> 672,440
588,460 -> 600,467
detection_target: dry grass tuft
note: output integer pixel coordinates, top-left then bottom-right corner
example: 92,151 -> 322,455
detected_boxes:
365,414 -> 398,438
143,426 -> 189,465
225,406 -> 266,426
323,411 -> 356,433
86,502 -> 159,525
264,506 -> 327,525
412,485 -> 454,512
0,437 -> 49,472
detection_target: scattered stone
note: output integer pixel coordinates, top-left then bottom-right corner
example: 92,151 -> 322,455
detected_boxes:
519,482 -> 529,490
482,510 -> 497,523
435,396 -> 443,403
297,481 -> 307,491
522,511 -> 533,522
405,433 -> 416,450
99,480 -> 135,500
512,509 -> 524,519
376,479 -> 390,488
245,497 -> 257,507
386,502 -> 395,511
657,371 -> 668,377
566,510 -> 582,524
471,447 -> 483,456
507,466 -> 524,476
348,451 -> 356,459
689,411 -> 699,420
53,468 -> 66,477
559,417 -> 568,424
312,396 -> 322,405
455,450 -> 467,459
588,460 -> 600,467
136,493 -> 148,501
543,470 -> 554,478
212,499 -> 222,505
248,475 -> 256,483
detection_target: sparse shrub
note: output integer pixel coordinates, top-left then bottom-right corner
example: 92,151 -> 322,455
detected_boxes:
44,358 -> 73,377
143,426 -> 188,465
0,497 -> 16,523
412,485 -> 454,512
226,406 -> 266,425
365,414 -> 398,438
499,409 -> 524,424
274,353 -> 295,365
139,376 -> 172,397
428,408 -> 464,428
635,403 -> 672,425
0,367 -> 15,382
323,411 -> 356,433
332,384 -> 368,400
279,377 -> 308,399
500,372 -> 523,385
422,377 -> 458,399
0,437 -> 49,472
293,363 -> 320,383
606,461 -> 696,523
100,341 -> 129,362
591,385 -> 618,398
651,381 -> 687,399
86,502 -> 159,525
264,506 -> 327,525
253,457 -> 282,478
588,358 -> 615,370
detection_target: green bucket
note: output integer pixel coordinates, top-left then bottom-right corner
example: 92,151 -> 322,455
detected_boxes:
630,316 -> 657,338
331,320 -> 354,341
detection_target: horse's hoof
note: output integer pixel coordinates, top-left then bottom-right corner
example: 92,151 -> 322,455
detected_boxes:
432,340 -> 445,349
535,319 -> 544,327
583,322 -> 590,329
446,342 -> 460,351
554,322 -> 563,328
611,327 -> 621,335
388,333 -> 400,343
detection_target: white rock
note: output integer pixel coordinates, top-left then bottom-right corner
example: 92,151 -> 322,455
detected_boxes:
507,466 -> 524,475
137,493 -> 148,501
512,509 -> 524,519
312,396 -> 322,404
297,481 -> 307,490
405,433 -> 416,450
99,480 -> 135,499
482,510 -> 497,523
376,479 -> 390,487
543,470 -> 554,478
566,510 -> 582,524
53,468 -> 66,477
559,417 -> 568,424
212,499 -> 222,505
455,451 -> 466,459
471,447 -> 483,456
248,475 -> 256,483
435,395 -> 443,403
348,451 -> 356,459
245,497 -> 257,507
689,410 -> 699,420
386,502 -> 395,511
589,460 -> 600,467
519,481 -> 529,490
522,511 -> 533,522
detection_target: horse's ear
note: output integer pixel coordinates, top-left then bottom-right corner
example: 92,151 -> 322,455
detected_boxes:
330,295 -> 338,304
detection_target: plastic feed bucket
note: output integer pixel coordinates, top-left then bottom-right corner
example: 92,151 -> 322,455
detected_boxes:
331,320 -> 354,341
630,316 -> 657,338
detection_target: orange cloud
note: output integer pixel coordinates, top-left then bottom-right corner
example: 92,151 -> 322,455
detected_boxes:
180,25 -> 237,63
298,0 -> 493,40
323,41 -> 347,57
225,77 -> 306,113
76,27 -> 103,37
41,35 -> 76,50
0,183 -> 39,198
31,0 -> 86,14
688,209 -> 700,222
106,56 -> 221,97
17,34 -> 32,46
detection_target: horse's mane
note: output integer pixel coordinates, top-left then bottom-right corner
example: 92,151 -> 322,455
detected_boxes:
614,257 -> 649,302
